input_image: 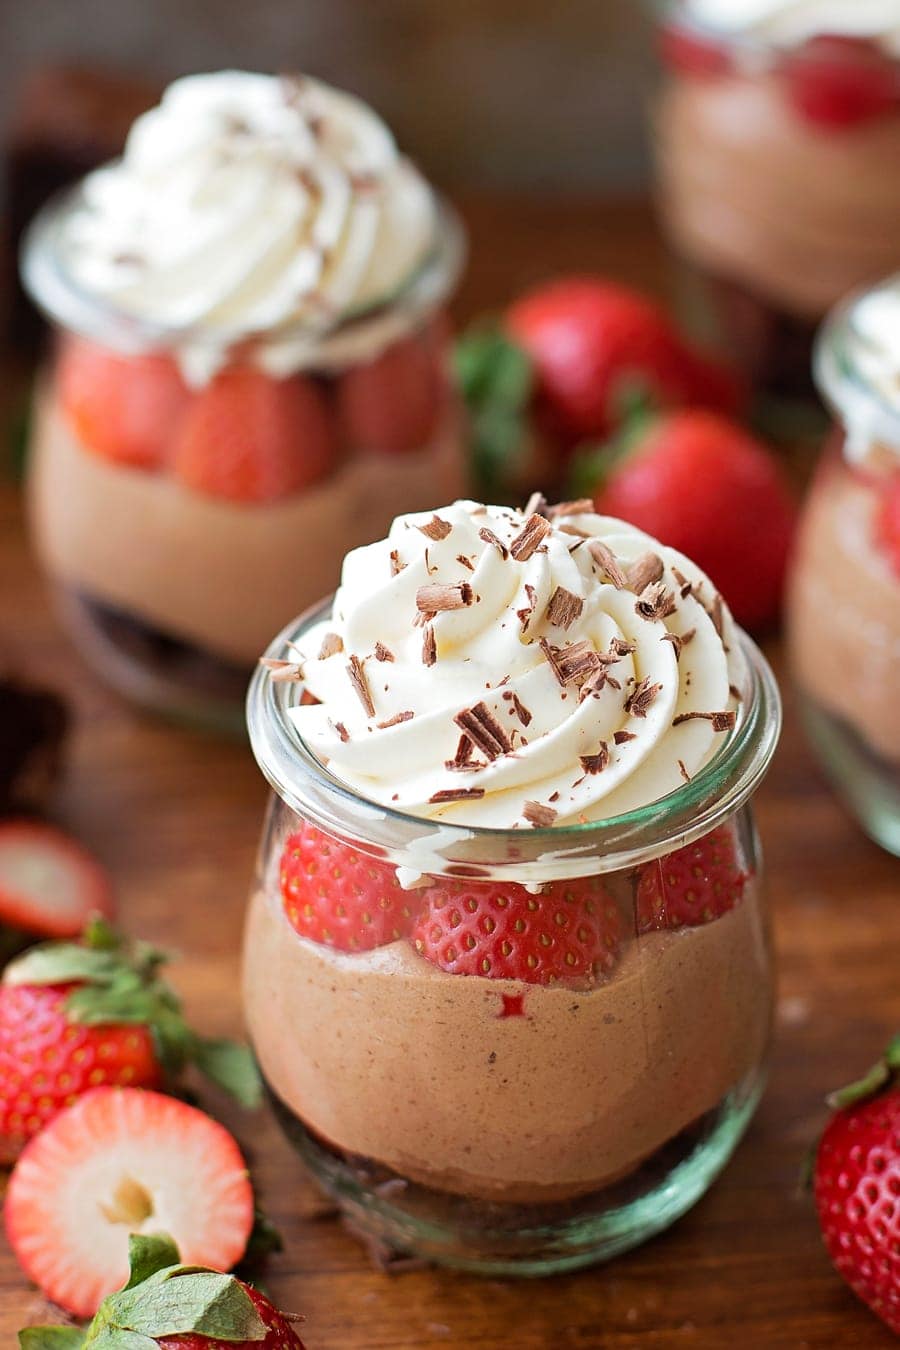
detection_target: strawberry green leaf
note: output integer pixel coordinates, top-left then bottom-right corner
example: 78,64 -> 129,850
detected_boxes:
82,1330 -> 157,1349
454,328 -> 534,495
192,1038 -> 263,1109
4,943 -> 124,988
122,1233 -> 182,1290
18,1330 -> 86,1350
101,1269 -> 266,1341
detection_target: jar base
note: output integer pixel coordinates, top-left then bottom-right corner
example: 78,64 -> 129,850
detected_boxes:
267,1069 -> 765,1277
800,699 -> 900,857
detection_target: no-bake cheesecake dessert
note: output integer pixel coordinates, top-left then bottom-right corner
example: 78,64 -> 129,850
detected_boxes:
653,0 -> 900,409
244,496 -> 781,1272
22,71 -> 466,725
788,275 -> 900,853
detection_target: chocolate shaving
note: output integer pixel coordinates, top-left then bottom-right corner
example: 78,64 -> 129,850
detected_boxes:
548,791 -> 560,803
587,540 -> 628,588
624,676 -> 663,718
710,593 -> 725,638
376,711 -> 414,729
672,710 -> 736,732
509,513 -> 551,562
579,665 -> 621,700
516,583 -> 538,632
672,566 -> 693,599
374,642 -> 394,662
523,800 -> 557,827
453,702 -> 513,759
523,491 -> 549,517
540,639 -> 602,689
478,526 -> 509,560
389,549 -> 405,576
318,632 -> 344,660
445,733 -> 484,772
329,720 -> 350,743
422,624 -> 436,667
456,553 -> 475,571
417,514 -> 452,541
559,524 -> 591,539
429,787 -> 486,804
416,582 -> 473,613
547,586 -> 584,630
260,657 -> 304,683
661,632 -> 684,660
547,498 -> 594,518
614,729 -> 637,744
349,171 -> 381,195
610,637 -> 637,657
729,683 -> 743,702
346,655 -> 375,716
626,552 -> 664,594
509,692 -> 532,726
635,582 -> 677,622
579,742 -> 610,774
678,759 -> 691,782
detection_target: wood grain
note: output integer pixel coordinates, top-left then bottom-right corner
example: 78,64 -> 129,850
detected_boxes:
1,199 -> 899,1348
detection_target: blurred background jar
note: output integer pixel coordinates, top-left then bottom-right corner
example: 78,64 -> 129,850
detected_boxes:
787,273 -> 900,854
651,0 -> 900,427
20,72 -> 467,730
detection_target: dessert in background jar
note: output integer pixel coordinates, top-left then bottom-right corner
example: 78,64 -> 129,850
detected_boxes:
788,275 -> 900,854
22,71 -> 466,727
652,1 -> 900,416
244,496 -> 781,1273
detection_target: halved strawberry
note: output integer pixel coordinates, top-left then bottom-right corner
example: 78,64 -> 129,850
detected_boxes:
0,820 -> 115,939
336,325 -> 447,456
782,35 -> 900,130
57,336 -> 190,471
280,821 -> 415,952
873,473 -> 900,578
5,1086 -> 255,1318
659,23 -> 733,78
636,822 -> 748,932
411,875 -> 622,985
172,367 -> 336,503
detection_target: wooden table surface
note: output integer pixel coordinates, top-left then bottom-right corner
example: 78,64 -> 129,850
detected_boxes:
2,198 -> 899,1349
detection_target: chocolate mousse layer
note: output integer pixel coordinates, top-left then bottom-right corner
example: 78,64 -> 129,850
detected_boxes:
243,884 -> 771,1204
655,74 -> 900,319
28,386 -> 466,668
788,454 -> 900,762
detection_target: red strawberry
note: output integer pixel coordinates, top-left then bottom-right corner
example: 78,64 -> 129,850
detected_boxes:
504,277 -> 744,446
0,820 -> 115,939
0,921 -> 260,1159
636,823 -> 748,933
5,1087 -> 255,1317
58,336 -> 190,471
336,324 -> 447,456
279,821 -> 414,951
580,408 -> 796,631
411,875 -> 622,985
21,1231 -> 305,1348
172,367 -> 335,503
813,1036 -> 900,1336
659,22 -> 734,78
873,473 -> 900,578
783,36 -> 900,130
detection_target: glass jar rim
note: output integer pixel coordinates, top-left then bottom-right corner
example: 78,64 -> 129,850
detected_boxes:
20,180 -> 466,358
246,598 -> 782,882
814,274 -> 900,454
653,1 -> 900,66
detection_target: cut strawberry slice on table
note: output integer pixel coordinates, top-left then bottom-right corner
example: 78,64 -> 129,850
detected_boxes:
336,326 -> 447,456
5,1086 -> 255,1318
636,822 -> 749,932
0,820 -> 115,939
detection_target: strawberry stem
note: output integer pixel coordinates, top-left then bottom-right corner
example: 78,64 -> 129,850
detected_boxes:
826,1031 -> 900,1111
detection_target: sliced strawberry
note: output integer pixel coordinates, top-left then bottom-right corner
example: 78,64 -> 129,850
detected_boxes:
336,325 -> 447,456
5,1086 -> 255,1318
0,820 -> 115,939
782,36 -> 900,130
873,473 -> 900,578
58,336 -> 190,471
636,823 -> 748,933
411,875 -> 622,985
659,23 -> 733,78
279,821 -> 415,951
172,367 -> 336,503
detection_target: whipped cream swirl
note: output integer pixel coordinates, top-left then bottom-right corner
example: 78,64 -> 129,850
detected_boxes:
58,71 -> 438,383
817,273 -> 900,468
285,500 -> 745,829
681,0 -> 900,52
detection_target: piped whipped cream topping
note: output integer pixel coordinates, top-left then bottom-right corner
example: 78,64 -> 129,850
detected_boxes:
680,0 -> 900,52
282,499 -> 745,829
57,71 -> 438,384
818,274 -> 900,467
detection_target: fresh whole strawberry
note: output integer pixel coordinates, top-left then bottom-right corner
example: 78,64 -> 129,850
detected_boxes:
58,336 -> 190,471
336,324 -> 448,456
782,35 -> 900,130
0,819 -> 115,940
19,1232 -> 304,1349
172,366 -> 335,503
411,875 -> 621,985
873,473 -> 900,579
575,407 -> 796,631
635,822 -> 749,933
812,1035 -> 900,1336
0,918 -> 260,1159
504,277 -> 744,446
280,821 -> 415,951
6,1090 -> 256,1318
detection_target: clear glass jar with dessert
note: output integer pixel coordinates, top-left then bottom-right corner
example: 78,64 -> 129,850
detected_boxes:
21,72 -> 467,729
651,1 -> 900,419
244,499 -> 781,1274
788,275 -> 900,855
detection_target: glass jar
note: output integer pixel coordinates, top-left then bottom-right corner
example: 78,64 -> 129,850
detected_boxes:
243,600 -> 781,1275
787,292 -> 900,855
650,2 -> 900,424
21,186 -> 467,731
